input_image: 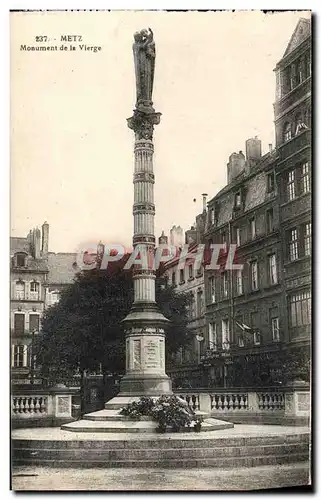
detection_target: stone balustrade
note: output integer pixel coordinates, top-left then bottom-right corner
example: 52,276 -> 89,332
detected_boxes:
11,386 -> 78,428
12,395 -> 48,416
174,385 -> 310,424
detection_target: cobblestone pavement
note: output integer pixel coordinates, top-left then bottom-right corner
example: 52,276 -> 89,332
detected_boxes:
12,463 -> 310,491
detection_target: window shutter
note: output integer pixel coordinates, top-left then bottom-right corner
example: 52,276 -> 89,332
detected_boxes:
23,346 -> 28,367
11,345 -> 15,367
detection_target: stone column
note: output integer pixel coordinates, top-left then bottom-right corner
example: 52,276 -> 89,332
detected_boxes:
118,110 -> 172,396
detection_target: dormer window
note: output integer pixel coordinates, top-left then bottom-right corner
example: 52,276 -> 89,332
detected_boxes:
15,253 -> 27,267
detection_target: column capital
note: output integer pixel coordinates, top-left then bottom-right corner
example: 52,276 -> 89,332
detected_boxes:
127,109 -> 161,140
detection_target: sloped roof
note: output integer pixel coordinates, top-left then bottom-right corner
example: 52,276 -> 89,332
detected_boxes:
10,237 -> 30,255
283,18 -> 311,58
47,252 -> 78,284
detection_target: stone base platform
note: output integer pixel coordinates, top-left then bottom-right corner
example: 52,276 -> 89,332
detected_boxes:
61,395 -> 234,434
12,425 -> 310,469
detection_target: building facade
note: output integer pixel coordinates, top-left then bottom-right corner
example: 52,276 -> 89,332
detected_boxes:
10,222 -> 78,385
203,18 -> 311,388
10,223 -> 49,384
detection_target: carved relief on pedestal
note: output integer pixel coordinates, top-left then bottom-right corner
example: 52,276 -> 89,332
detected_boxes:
55,396 -> 71,417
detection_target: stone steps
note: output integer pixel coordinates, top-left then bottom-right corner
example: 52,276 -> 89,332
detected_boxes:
61,417 -> 233,433
13,432 -> 309,449
12,430 -> 310,468
12,442 -> 308,460
12,452 -> 309,469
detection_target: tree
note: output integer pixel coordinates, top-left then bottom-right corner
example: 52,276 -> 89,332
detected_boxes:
34,258 -> 193,412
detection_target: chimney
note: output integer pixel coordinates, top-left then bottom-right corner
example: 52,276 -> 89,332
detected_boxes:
227,151 -> 245,184
158,230 -> 168,245
41,221 -> 49,255
185,226 -> 197,245
245,136 -> 262,161
201,193 -> 208,212
268,143 -> 273,153
34,228 -> 41,259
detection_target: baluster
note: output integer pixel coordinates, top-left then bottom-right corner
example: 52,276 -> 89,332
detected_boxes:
24,397 -> 30,413
42,397 -> 47,414
29,397 -> 35,413
244,393 -> 248,410
210,395 -> 214,411
185,395 -> 190,409
217,395 -> 222,410
12,398 -> 16,414
191,395 -> 196,411
19,397 -> 25,413
273,394 -> 278,410
196,395 -> 200,411
280,394 -> 285,410
223,394 -> 229,411
258,393 -> 263,410
239,394 -> 244,410
35,397 -> 41,413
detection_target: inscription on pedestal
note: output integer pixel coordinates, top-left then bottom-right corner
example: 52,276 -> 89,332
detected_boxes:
144,339 -> 159,369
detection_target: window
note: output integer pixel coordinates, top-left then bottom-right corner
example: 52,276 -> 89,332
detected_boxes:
289,228 -> 298,261
250,312 -> 260,345
304,222 -> 311,256
221,231 -> 227,251
30,281 -> 40,300
250,261 -> 258,290
189,294 -> 195,320
12,345 -> 26,368
268,254 -> 278,285
238,336 -> 245,348
16,253 -> 26,267
208,322 -> 217,350
284,122 -> 292,142
188,264 -> 193,279
15,280 -> 25,300
298,58 -> 304,84
208,276 -> 216,303
14,313 -> 25,335
196,290 -> 203,317
223,272 -> 228,298
172,272 -> 176,286
29,314 -> 40,333
290,291 -> 311,327
210,208 -> 215,225
235,192 -> 241,207
302,162 -> 310,193
235,227 -> 241,247
253,331 -> 261,345
222,319 -> 230,349
250,218 -> 256,239
179,269 -> 185,283
48,290 -> 60,306
236,269 -> 243,295
272,317 -> 280,342
287,170 -> 296,201
267,208 -> 274,233
267,172 -> 275,192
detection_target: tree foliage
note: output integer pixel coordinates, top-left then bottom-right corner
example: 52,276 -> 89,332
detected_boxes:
34,258 -> 193,385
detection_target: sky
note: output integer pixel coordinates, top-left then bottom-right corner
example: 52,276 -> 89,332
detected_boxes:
10,10 -> 311,252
